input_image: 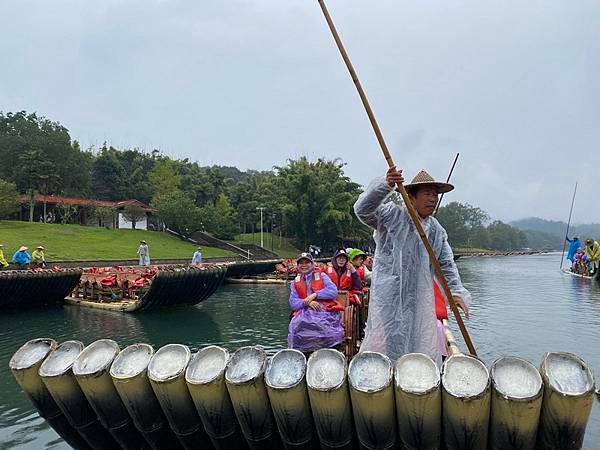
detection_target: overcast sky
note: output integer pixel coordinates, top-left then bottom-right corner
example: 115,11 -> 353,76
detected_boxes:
2,0 -> 599,223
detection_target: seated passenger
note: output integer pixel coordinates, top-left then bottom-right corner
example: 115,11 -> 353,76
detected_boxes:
326,249 -> 362,292
584,239 -> 600,275
572,248 -> 590,276
12,246 -> 31,269
348,248 -> 371,285
288,252 -> 344,353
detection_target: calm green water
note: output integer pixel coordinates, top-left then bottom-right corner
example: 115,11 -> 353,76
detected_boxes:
1,253 -> 599,448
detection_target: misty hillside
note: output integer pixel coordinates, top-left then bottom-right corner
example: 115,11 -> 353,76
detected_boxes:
510,217 -> 600,239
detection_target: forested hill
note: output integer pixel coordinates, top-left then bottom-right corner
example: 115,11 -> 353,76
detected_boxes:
0,110 -> 562,252
510,217 -> 600,239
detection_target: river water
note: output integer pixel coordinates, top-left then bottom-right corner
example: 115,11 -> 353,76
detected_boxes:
1,253 -> 599,448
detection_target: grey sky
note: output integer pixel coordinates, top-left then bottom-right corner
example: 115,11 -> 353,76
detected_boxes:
2,0 -> 599,223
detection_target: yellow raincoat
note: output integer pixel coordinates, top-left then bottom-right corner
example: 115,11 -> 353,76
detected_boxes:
0,249 -> 8,267
584,241 -> 600,271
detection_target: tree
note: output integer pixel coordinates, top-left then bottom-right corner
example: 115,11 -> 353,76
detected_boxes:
151,190 -> 201,237
0,179 -> 19,219
275,157 -> 365,248
91,145 -> 127,200
211,193 -> 238,239
0,111 -> 84,196
95,207 -> 116,228
57,203 -> 79,224
149,160 -> 181,199
122,204 -> 147,229
437,202 -> 490,248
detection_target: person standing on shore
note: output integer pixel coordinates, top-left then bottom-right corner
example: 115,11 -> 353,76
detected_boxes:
192,247 -> 202,265
354,167 -> 470,363
0,244 -> 9,269
137,240 -> 150,266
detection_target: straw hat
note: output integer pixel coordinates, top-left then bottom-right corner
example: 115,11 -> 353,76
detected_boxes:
18,246 -> 28,251
37,246 -> 45,250
140,240 -> 147,244
405,170 -> 454,194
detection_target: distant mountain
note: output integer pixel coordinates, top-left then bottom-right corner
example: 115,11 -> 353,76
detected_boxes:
510,217 -> 600,239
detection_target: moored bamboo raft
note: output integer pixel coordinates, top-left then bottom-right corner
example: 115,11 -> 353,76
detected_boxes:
223,259 -> 283,278
65,264 -> 227,312
0,268 -> 83,308
11,338 -> 597,450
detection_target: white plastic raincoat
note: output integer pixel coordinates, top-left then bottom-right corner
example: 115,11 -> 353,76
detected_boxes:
354,177 -> 471,364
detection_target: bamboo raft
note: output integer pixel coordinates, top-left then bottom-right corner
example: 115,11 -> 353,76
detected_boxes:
65,265 -> 227,312
0,259 -> 289,313
0,268 -> 83,308
10,337 -> 596,450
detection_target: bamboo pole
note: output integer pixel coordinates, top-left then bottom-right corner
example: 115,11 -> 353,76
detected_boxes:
560,182 -> 577,270
317,0 -> 477,356
434,153 -> 460,216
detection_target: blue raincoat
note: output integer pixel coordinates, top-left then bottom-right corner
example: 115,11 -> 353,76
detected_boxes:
566,237 -> 581,262
12,250 -> 31,268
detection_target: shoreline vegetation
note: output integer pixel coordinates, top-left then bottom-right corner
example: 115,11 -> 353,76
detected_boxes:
0,111 -> 585,258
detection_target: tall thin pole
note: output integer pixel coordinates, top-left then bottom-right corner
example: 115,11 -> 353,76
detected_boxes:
257,207 -> 265,248
434,153 -> 460,216
317,0 -> 477,355
560,182 -> 578,270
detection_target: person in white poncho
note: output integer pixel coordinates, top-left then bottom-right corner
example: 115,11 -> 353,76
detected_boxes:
354,166 -> 471,364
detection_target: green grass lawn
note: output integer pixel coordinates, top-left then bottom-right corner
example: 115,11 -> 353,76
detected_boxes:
0,221 -> 234,261
233,232 -> 301,258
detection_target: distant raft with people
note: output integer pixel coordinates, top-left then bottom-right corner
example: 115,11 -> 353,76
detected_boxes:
1,259 -> 286,313
10,337 -> 597,450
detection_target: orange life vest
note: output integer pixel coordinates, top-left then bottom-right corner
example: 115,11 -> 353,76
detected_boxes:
356,265 -> 365,281
293,272 -> 344,314
294,272 -> 325,298
434,279 -> 448,320
326,266 -> 352,290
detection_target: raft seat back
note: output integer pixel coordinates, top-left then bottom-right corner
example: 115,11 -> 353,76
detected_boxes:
265,349 -> 316,448
394,353 -> 441,450
538,352 -> 596,449
348,351 -> 396,450
337,291 -> 350,308
442,354 -> 491,450
489,356 -> 543,450
306,348 -> 354,450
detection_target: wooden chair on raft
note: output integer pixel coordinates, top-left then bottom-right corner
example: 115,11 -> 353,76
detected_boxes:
338,289 -> 370,359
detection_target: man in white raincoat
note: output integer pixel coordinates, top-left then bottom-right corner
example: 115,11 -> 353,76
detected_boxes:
354,166 -> 471,364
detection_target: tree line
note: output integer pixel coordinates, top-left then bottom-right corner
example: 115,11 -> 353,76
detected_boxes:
0,110 -> 536,251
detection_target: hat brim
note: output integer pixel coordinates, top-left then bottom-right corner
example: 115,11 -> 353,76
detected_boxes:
296,257 -> 313,263
404,181 -> 454,194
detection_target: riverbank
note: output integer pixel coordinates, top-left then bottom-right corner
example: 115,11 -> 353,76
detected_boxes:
0,221 -> 234,261
455,250 -> 549,258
